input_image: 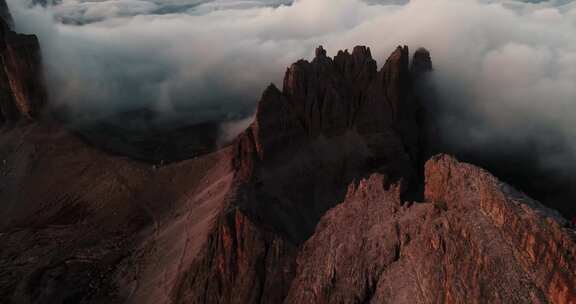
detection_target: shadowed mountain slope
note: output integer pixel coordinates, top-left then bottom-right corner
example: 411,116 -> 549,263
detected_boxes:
0,2 -> 574,302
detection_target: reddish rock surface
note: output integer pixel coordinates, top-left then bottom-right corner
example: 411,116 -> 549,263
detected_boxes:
0,1 -> 47,124
0,6 -> 573,302
0,123 -> 239,303
286,154 -> 576,304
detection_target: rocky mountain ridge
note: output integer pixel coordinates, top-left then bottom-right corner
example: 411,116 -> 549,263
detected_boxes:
232,44 -> 432,244
287,154 -> 575,303
0,1 -> 574,303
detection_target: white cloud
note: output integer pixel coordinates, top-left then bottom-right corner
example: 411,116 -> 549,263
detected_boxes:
6,0 -> 576,172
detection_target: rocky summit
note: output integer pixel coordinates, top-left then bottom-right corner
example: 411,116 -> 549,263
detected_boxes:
0,1 -> 574,303
287,155 -> 575,303
233,44 -> 431,245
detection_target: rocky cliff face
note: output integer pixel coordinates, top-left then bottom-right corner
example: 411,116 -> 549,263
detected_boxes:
169,46 -> 575,304
233,45 -> 431,246
242,45 -> 425,175
0,18 -> 573,302
170,44 -> 434,303
0,0 -> 47,124
286,154 -> 576,303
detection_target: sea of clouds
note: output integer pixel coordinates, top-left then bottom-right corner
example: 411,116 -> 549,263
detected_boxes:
6,0 -> 576,176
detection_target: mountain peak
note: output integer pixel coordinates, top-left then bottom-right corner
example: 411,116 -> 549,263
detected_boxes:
246,45 -> 427,165
232,45 -> 432,246
412,47 -> 433,76
0,40 -> 575,303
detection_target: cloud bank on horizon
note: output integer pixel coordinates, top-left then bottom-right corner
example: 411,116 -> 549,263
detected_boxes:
6,0 -> 576,172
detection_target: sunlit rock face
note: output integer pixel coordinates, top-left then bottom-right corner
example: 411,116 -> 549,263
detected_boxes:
286,154 -> 576,304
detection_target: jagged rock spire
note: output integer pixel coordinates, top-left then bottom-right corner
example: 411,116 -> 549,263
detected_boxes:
244,45 -> 429,167
411,47 -> 433,77
234,45 -> 434,243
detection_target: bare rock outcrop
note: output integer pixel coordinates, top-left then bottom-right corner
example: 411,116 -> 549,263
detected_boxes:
0,28 -> 574,304
234,45 -> 431,245
286,154 -> 576,304
0,0 -> 47,124
159,45 -> 435,303
172,209 -> 297,304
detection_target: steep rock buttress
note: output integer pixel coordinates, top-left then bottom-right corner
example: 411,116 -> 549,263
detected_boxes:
0,0 -> 47,124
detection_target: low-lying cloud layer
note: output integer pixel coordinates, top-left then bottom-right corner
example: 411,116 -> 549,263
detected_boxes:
7,0 -> 576,181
